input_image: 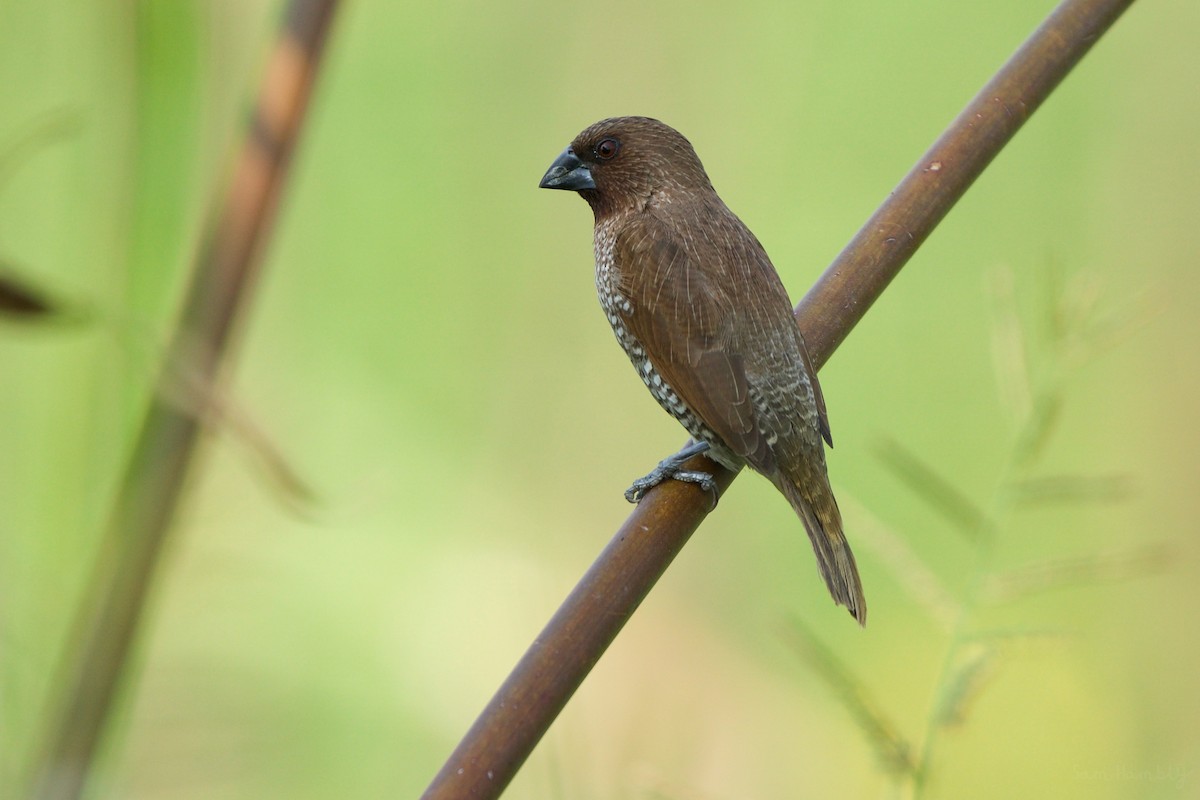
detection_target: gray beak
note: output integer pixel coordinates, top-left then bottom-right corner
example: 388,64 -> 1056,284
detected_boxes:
538,147 -> 595,191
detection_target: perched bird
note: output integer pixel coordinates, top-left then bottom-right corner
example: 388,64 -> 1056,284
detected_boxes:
539,116 -> 866,624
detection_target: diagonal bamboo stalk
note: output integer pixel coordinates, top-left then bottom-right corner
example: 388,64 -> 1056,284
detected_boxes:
422,0 -> 1136,797
28,2 -> 342,798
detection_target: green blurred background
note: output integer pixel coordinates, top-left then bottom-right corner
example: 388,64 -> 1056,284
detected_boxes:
2,1 -> 1198,797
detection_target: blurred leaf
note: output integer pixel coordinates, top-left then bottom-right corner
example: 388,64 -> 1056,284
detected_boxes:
934,644 -> 996,729
874,438 -> 995,545
222,403 -> 320,515
1051,268 -> 1103,351
935,630 -> 1074,729
840,495 -> 961,630
157,351 -> 320,515
126,1 -> 205,318
988,264 -> 1033,423
0,109 -> 83,192
966,628 -> 1073,645
1008,474 -> 1134,506
983,542 -> 1175,603
0,268 -> 55,319
1012,392 -> 1062,466
1043,255 -> 1069,346
0,112 -> 88,328
783,616 -> 916,776
0,264 -> 91,326
1043,265 -> 1159,373
1075,290 -> 1163,363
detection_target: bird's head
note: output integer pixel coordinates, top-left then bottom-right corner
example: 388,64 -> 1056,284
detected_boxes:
539,117 -> 713,217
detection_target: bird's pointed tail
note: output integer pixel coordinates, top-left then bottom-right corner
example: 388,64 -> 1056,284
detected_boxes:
777,470 -> 867,625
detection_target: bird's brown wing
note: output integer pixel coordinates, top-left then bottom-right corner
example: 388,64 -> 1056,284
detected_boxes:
615,204 -> 862,622
614,206 -> 828,472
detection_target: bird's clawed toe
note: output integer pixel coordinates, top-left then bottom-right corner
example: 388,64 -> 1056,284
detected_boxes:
624,445 -> 719,508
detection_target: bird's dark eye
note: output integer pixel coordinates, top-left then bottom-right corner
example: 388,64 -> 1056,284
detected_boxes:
595,137 -> 620,160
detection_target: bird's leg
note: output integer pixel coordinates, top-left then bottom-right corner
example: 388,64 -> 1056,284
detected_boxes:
624,439 -> 718,505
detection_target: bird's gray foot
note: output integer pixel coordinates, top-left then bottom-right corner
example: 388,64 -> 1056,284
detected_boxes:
624,440 -> 718,505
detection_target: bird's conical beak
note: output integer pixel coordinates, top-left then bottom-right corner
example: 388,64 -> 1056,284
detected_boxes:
538,147 -> 595,191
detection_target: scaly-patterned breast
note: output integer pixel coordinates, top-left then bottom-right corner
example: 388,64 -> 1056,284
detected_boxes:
593,218 -> 722,451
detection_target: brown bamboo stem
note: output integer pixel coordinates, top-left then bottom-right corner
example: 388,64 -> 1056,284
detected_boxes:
28,3 -> 341,798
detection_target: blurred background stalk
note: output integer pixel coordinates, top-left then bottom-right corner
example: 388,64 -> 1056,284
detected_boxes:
27,3 -> 341,797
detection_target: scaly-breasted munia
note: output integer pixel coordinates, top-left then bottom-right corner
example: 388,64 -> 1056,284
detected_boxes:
540,117 -> 865,624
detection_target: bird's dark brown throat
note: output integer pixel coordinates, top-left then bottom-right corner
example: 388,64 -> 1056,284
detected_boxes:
540,116 -> 866,624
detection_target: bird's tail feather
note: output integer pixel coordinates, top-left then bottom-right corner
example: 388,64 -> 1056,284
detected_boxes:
777,472 -> 867,625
